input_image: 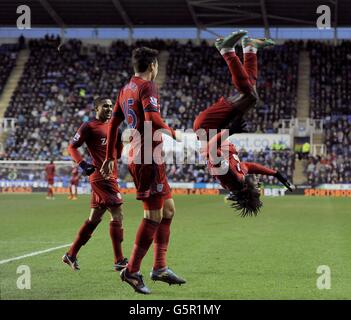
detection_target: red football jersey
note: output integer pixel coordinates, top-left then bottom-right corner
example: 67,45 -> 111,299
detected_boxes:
113,76 -> 171,164
45,163 -> 55,179
206,132 -> 276,191
68,119 -> 122,182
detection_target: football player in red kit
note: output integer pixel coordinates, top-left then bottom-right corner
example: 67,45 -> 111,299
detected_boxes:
101,47 -> 185,294
63,97 -> 127,271
193,30 -> 293,216
68,165 -> 80,200
45,160 -> 55,200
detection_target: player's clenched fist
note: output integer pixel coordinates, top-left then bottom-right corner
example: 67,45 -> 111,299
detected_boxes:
100,159 -> 115,179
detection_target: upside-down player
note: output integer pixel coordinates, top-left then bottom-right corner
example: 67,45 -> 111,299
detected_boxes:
63,97 -> 128,271
45,160 -> 55,200
68,164 -> 80,200
101,47 -> 185,294
193,30 -> 294,216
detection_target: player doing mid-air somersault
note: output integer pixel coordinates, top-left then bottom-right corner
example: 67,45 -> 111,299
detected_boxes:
193,30 -> 294,217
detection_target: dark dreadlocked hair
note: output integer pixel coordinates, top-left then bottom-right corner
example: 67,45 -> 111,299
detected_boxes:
227,177 -> 263,217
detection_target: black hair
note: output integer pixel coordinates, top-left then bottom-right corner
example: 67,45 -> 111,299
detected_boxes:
93,96 -> 111,109
227,180 -> 263,217
132,47 -> 159,73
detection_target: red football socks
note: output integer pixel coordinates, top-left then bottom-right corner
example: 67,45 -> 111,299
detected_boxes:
127,218 -> 159,274
68,219 -> 100,258
109,220 -> 124,263
153,218 -> 172,271
222,52 -> 253,94
244,52 -> 258,86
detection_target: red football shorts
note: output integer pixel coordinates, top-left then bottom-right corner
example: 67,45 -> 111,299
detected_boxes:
47,178 -> 54,185
70,179 -> 79,186
128,163 -> 172,210
90,179 -> 123,209
193,96 -> 234,132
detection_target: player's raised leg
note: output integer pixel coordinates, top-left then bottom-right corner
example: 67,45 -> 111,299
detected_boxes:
62,208 -> 104,271
151,197 -> 186,285
242,36 -> 275,87
109,205 -> 128,271
193,30 -> 258,134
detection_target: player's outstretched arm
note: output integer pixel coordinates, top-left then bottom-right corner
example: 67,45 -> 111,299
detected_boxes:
243,162 -> 294,192
144,111 -> 179,141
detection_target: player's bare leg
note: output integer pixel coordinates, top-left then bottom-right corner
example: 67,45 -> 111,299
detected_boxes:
46,184 -> 55,200
68,185 -> 73,200
72,185 -> 78,200
151,198 -> 186,285
108,205 -> 128,271
62,208 -> 105,271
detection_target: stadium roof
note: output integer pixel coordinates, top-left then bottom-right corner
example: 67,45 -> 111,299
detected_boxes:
0,0 -> 350,28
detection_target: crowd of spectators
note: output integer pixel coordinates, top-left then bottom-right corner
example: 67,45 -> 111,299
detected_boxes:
0,44 -> 18,95
304,115 -> 351,185
164,148 -> 295,186
308,40 -> 351,119
3,35 -> 132,160
161,40 -> 300,133
1,36 -> 349,186
305,154 -> 351,185
304,41 -> 351,185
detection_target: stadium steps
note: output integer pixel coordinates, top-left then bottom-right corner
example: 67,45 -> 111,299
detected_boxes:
312,133 -> 324,144
293,159 -> 307,185
296,50 -> 310,119
0,49 -> 30,118
155,50 -> 170,88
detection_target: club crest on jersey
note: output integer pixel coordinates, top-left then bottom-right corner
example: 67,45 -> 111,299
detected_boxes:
150,96 -> 158,107
156,184 -> 164,192
127,109 -> 137,129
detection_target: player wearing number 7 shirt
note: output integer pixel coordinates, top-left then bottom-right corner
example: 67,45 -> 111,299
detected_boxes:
101,47 -> 185,294
62,97 -> 128,272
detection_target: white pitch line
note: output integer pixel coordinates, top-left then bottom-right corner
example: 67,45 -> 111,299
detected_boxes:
0,243 -> 72,265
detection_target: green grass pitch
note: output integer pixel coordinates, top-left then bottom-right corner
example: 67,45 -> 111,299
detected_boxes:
0,194 -> 350,300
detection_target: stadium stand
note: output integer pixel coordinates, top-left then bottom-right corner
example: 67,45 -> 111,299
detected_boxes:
0,44 -> 18,95
0,37 -> 349,186
165,149 -> 295,185
162,40 -> 301,133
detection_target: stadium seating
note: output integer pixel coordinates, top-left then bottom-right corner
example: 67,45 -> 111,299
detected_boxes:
165,149 -> 295,185
1,37 -> 349,186
0,44 -> 18,95
307,40 -> 351,119
3,36 -> 131,160
305,41 -> 351,185
162,40 -> 300,133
